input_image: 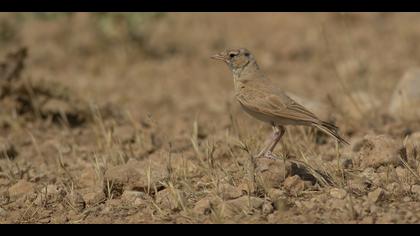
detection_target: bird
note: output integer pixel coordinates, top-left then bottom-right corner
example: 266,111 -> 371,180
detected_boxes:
211,48 -> 349,159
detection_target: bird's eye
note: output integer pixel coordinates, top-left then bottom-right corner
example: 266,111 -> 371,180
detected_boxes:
229,53 -> 236,58
244,52 -> 250,57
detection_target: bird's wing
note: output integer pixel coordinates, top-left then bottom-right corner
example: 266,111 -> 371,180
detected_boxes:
236,87 -> 320,123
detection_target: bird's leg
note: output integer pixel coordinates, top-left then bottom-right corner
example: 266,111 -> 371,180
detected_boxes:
262,126 -> 286,160
255,128 -> 278,158
255,125 -> 286,159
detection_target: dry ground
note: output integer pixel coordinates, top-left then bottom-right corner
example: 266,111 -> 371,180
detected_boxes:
1,13 -> 420,224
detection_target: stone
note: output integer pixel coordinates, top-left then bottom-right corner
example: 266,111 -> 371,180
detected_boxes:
8,180 -> 34,198
341,158 -> 353,169
0,207 -> 7,217
83,191 -> 106,206
218,183 -> 243,200
224,196 -> 265,215
283,175 -> 305,195
273,198 -> 289,212
193,198 -> 212,215
237,181 -> 256,195
267,188 -> 286,200
79,167 -> 98,188
353,135 -> 402,168
255,158 -> 291,189
40,184 -> 59,195
34,184 -> 63,206
121,190 -> 145,203
395,166 -> 408,181
411,185 -> 420,200
368,188 -> 385,203
386,182 -> 402,195
104,157 -> 168,196
389,68 -> 420,120
262,202 -> 274,215
329,188 -> 347,199
155,188 -> 185,210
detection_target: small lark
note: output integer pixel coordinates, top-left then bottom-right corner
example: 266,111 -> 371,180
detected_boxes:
211,48 -> 349,159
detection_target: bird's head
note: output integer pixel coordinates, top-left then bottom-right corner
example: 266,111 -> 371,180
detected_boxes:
211,48 -> 256,72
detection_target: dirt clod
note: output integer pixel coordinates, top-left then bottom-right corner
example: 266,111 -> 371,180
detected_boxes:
368,188 -> 385,204
329,188 -> 347,199
8,180 -> 34,198
104,158 -> 168,196
354,135 -> 403,168
283,175 -> 306,195
255,158 -> 291,189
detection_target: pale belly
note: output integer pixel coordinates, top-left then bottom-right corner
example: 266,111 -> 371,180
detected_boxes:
240,103 -> 307,126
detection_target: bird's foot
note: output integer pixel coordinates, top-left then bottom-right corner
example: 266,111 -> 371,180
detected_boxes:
260,151 -> 280,160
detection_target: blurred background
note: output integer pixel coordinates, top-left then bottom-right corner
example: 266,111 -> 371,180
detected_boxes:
2,13 -> 420,132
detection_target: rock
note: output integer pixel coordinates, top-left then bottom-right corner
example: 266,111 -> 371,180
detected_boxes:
218,183 -> 243,200
224,196 -> 265,215
266,188 -> 289,211
0,137 -> 18,159
389,68 -> 420,120
301,200 -> 317,210
360,216 -> 374,224
193,198 -> 212,215
283,175 -> 305,195
341,158 -> 353,169
0,207 -> 7,217
368,188 -> 385,203
336,91 -> 381,120
50,214 -> 68,224
411,185 -> 420,200
262,202 -> 274,215
8,180 -> 34,198
329,188 -> 347,199
104,158 -> 168,197
34,184 -> 63,206
377,166 -> 399,183
273,198 -> 289,212
386,182 -> 402,195
83,191 -> 106,206
40,184 -> 59,195
121,190 -> 145,203
133,198 -> 147,207
238,181 -> 256,195
155,188 -> 185,210
395,166 -> 408,181
79,167 -> 98,188
267,188 -> 286,200
255,158 -> 291,189
403,196 -> 411,202
348,176 -> 371,195
353,135 -> 403,168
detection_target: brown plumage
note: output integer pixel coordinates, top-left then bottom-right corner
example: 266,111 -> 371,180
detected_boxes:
211,48 -> 348,159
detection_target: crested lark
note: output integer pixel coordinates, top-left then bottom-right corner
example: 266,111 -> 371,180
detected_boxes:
211,48 -> 349,159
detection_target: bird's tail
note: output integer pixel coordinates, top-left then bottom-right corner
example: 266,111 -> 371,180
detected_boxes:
313,121 -> 350,145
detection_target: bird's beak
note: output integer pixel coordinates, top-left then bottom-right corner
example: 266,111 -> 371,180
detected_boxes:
210,53 -> 228,62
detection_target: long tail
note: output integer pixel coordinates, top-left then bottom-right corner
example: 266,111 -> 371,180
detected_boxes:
312,121 -> 350,145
